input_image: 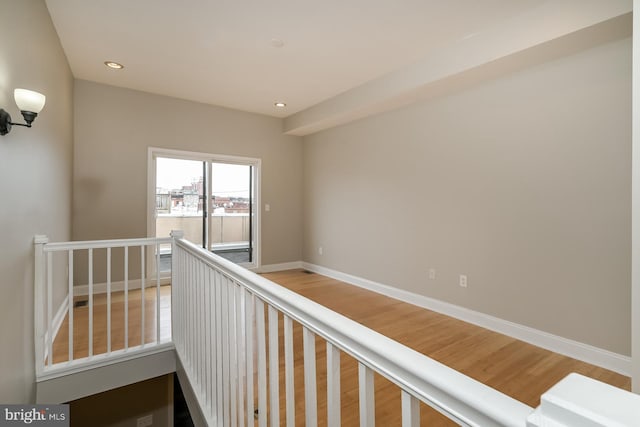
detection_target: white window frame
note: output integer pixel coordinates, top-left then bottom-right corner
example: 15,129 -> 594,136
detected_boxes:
147,146 -> 262,271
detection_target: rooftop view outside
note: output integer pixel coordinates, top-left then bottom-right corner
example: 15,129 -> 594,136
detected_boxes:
156,157 -> 253,266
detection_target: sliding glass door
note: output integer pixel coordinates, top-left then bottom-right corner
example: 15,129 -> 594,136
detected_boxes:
156,157 -> 206,247
150,148 -> 260,270
209,162 -> 253,263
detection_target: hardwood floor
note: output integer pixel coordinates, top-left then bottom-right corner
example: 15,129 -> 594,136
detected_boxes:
261,269 -> 630,426
51,285 -> 172,364
51,269 -> 629,425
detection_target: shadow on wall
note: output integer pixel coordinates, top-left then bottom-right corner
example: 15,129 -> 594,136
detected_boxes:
68,374 -> 175,427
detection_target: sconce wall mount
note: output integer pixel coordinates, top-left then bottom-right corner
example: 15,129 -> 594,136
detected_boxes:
0,89 -> 46,136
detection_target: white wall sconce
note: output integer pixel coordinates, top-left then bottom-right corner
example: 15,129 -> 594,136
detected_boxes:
0,89 -> 46,136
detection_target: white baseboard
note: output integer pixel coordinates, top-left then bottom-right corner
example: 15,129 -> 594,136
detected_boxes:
301,262 -> 631,376
258,261 -> 303,273
74,277 -> 172,297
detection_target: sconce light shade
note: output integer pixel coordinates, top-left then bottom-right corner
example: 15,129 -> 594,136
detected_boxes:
14,89 -> 46,114
0,88 -> 46,135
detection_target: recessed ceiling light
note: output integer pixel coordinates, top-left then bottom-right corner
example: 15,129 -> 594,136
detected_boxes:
274,102 -> 286,108
270,38 -> 284,48
104,61 -> 124,70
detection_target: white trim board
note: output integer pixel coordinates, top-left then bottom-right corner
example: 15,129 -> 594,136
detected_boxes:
36,344 -> 176,403
301,262 -> 631,376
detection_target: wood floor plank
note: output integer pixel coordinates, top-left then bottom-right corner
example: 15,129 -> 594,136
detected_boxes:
262,269 -> 630,426
51,269 -> 629,426
51,286 -> 171,364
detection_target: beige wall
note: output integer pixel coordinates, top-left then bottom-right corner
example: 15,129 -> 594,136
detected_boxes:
303,37 -> 631,355
73,80 -> 303,268
0,0 -> 74,403
632,0 -> 640,392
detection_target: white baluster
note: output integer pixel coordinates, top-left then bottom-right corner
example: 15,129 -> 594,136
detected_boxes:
190,257 -> 195,370
268,306 -> 280,427
401,391 -> 420,427
124,246 -> 129,350
215,271 -> 224,427
192,259 -> 196,373
256,298 -> 267,427
47,251 -> 53,367
303,327 -> 318,427
88,248 -> 93,358
176,248 -> 182,348
202,263 -> 207,400
245,290 -> 254,427
222,275 -> 231,425
140,245 -> 145,347
197,261 -> 203,396
196,261 -> 203,397
229,279 -> 238,427
106,247 -> 111,354
236,283 -> 245,427
156,243 -> 160,343
358,363 -> 375,427
205,268 -> 212,418
185,254 -> 190,365
327,342 -> 341,426
68,249 -> 74,362
284,316 -> 295,427
184,253 -> 189,361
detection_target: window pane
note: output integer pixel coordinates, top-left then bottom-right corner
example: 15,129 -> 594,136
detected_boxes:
156,158 -> 205,271
210,163 -> 251,263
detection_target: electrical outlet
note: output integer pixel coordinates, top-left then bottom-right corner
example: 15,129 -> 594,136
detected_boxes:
265,204 -> 270,212
459,275 -> 467,288
428,268 -> 436,280
137,414 -> 153,427
318,246 -> 323,255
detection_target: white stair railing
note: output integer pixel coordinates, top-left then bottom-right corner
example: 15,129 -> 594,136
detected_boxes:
34,235 -> 173,379
34,232 -> 640,425
172,236 -> 535,426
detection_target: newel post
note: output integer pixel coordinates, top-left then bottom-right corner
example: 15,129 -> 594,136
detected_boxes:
170,230 -> 184,258
170,230 -> 184,273
33,235 -> 49,377
169,230 -> 184,341
170,230 -> 184,279
526,373 -> 640,426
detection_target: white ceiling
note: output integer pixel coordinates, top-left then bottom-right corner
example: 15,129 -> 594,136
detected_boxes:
46,0 -> 631,128
45,0 -> 547,118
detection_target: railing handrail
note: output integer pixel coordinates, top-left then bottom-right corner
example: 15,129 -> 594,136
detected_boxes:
43,236 -> 173,252
175,238 -> 534,426
158,212 -> 250,217
35,234 -> 173,383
